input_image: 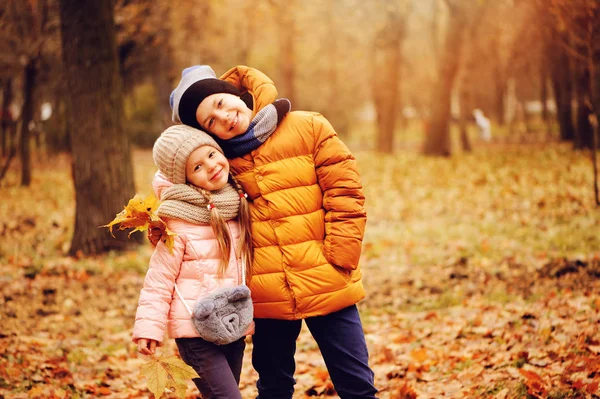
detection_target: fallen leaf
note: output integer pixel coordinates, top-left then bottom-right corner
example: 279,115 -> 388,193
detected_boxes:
396,381 -> 417,399
519,368 -> 547,396
140,355 -> 200,399
410,348 -> 428,363
494,388 -> 509,399
315,368 -> 329,383
588,345 -> 600,354
518,369 -> 543,384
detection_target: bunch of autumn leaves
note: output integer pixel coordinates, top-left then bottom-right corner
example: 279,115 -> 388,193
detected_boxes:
104,194 -> 176,252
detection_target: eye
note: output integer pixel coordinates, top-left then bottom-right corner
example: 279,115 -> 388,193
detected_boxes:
194,164 -> 202,172
209,151 -> 215,158
217,99 -> 223,108
208,117 -> 214,128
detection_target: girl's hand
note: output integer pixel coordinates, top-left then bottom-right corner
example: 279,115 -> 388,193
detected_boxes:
137,338 -> 158,355
147,226 -> 163,247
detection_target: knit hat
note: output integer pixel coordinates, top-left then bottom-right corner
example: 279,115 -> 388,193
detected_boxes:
153,124 -> 224,185
170,65 -> 241,130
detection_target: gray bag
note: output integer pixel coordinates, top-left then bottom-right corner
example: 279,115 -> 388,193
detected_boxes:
191,285 -> 253,345
174,260 -> 253,345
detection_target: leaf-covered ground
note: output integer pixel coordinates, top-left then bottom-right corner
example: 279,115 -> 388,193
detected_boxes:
1,144 -> 599,399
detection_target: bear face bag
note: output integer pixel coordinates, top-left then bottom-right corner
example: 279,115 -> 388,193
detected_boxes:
191,285 -> 253,345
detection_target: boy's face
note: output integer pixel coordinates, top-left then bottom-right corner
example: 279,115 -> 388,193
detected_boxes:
195,93 -> 253,140
185,145 -> 230,191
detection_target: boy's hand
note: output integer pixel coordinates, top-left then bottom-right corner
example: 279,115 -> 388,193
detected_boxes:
137,338 -> 158,355
147,226 -> 163,247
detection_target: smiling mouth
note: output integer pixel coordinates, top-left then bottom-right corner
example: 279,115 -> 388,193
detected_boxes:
211,169 -> 223,181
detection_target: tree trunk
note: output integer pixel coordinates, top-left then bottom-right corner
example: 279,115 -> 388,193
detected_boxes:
59,0 -> 141,255
540,61 -> 549,124
238,0 -> 255,65
423,5 -> 466,156
548,31 -> 576,142
20,59 -> 38,187
586,37 -> 599,206
488,34 -> 507,126
155,5 -> 174,130
46,96 -> 70,153
325,0 -> 345,137
540,59 -> 552,138
430,0 -> 440,75
592,116 -> 599,206
152,2 -> 172,131
1,79 -> 14,157
374,43 -> 399,153
157,52 -> 174,129
459,86 -> 472,152
276,1 -> 296,106
458,59 -> 473,152
494,64 -> 506,126
575,64 -> 593,149
373,4 -> 406,153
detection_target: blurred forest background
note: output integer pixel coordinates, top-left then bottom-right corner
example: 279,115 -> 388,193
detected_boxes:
1,0 -> 600,398
1,0 -> 599,253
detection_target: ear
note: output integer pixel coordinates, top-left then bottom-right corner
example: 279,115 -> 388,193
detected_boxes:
227,286 -> 251,302
194,300 -> 215,319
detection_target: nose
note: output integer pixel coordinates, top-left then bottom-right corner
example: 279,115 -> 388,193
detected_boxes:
216,109 -> 230,124
206,158 -> 217,171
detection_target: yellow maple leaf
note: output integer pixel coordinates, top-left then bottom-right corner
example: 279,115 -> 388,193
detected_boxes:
103,194 -> 176,252
140,355 -> 200,399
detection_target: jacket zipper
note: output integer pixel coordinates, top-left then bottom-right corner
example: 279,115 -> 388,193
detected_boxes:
226,221 -> 243,285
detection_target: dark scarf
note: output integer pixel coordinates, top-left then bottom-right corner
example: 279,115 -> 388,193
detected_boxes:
215,98 -> 291,158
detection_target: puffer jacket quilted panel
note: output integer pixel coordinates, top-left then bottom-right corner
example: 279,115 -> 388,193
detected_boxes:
132,218 -> 245,343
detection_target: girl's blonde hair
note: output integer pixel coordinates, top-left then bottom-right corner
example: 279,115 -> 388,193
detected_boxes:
197,176 -> 253,282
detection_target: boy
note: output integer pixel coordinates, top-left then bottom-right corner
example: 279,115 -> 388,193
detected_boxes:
157,65 -> 377,399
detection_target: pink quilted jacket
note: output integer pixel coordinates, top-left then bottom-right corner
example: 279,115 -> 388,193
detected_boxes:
132,173 -> 249,343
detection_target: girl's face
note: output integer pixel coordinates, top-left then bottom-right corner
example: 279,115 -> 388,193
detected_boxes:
185,145 -> 230,191
195,93 -> 253,140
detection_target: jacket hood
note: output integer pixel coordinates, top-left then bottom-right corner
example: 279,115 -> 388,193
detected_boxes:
152,171 -> 174,200
219,66 -> 278,117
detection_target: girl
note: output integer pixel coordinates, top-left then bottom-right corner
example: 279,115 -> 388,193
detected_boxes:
133,124 -> 253,399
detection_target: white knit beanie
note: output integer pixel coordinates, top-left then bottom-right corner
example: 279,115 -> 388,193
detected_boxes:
153,125 -> 224,184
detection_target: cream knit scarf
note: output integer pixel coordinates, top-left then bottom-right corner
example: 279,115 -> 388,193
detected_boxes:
157,182 -> 240,224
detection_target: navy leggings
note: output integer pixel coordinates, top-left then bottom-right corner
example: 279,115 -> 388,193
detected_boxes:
175,337 -> 245,399
252,305 -> 378,399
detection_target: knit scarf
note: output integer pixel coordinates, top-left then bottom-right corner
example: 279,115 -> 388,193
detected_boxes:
157,182 -> 240,225
215,98 -> 291,158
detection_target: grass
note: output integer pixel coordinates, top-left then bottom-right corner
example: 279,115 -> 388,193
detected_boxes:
358,143 -> 599,266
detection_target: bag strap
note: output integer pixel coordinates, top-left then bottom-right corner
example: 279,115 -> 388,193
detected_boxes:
174,284 -> 193,316
174,256 -> 247,317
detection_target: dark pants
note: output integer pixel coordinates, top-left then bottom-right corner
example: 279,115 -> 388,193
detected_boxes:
252,305 -> 378,399
175,337 -> 245,399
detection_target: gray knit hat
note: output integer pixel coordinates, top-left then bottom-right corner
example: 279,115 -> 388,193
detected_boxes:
153,125 -> 224,184
170,65 -> 240,130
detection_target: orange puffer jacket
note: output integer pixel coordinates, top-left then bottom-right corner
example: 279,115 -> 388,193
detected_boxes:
220,66 -> 366,320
